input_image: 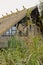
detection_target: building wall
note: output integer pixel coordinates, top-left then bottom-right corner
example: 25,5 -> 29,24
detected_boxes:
3,25 -> 17,36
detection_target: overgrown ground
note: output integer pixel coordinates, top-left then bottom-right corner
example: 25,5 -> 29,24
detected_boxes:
0,8 -> 43,65
0,35 -> 43,65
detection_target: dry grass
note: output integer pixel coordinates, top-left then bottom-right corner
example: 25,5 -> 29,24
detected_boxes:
0,35 -> 43,65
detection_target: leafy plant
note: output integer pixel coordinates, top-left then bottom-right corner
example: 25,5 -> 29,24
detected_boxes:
0,36 -> 43,65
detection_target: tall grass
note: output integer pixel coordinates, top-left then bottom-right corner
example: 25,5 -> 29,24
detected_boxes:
0,36 -> 43,65
26,36 -> 43,65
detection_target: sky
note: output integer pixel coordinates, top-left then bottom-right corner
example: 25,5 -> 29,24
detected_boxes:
0,0 -> 40,17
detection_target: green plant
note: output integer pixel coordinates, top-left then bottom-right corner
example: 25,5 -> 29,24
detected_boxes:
0,36 -> 43,65
25,36 -> 43,65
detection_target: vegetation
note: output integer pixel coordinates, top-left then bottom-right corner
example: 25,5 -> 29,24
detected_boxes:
0,5 -> 43,65
40,1 -> 43,19
0,35 -> 43,65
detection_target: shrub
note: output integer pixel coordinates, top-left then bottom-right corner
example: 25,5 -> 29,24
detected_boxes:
0,36 -> 43,65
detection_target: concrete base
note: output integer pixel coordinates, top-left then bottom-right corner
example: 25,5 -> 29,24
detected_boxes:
0,36 -> 9,48
0,42 -> 8,48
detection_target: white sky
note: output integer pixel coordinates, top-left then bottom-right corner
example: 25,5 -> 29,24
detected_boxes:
0,0 -> 40,17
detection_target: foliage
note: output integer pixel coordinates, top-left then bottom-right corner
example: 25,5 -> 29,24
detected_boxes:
40,2 -> 43,19
27,36 -> 43,65
0,36 -> 43,65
